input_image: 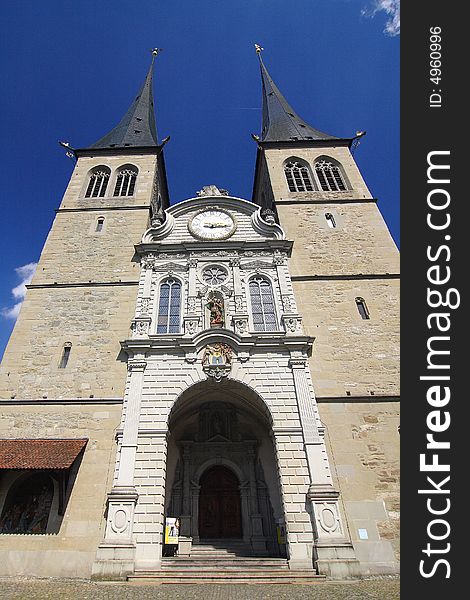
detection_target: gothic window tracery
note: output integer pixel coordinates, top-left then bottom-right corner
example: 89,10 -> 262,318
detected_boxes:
249,276 -> 277,331
113,165 -> 138,197
85,166 -> 111,198
202,266 -> 228,286
284,160 -> 315,192
315,158 -> 347,191
157,278 -> 182,333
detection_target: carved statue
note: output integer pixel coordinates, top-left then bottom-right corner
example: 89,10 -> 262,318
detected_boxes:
206,296 -> 224,327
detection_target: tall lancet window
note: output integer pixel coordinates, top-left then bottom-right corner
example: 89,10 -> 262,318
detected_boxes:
85,166 -> 111,198
284,160 -> 315,192
249,276 -> 277,332
315,158 -> 347,191
157,279 -> 182,334
113,165 -> 138,197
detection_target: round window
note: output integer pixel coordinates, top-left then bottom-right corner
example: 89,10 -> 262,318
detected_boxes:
202,265 -> 228,286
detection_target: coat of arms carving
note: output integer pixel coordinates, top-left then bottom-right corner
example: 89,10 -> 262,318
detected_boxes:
202,343 -> 232,382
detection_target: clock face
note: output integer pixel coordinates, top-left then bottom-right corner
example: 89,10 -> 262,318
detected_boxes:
189,209 -> 236,240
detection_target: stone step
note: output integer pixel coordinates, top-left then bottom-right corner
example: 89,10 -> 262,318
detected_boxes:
161,561 -> 289,570
129,570 -> 325,584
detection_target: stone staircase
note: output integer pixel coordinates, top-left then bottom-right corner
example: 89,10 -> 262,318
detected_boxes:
128,539 -> 325,584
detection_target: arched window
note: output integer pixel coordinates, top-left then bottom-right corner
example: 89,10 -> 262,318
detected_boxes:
157,279 -> 182,334
315,158 -> 347,191
0,473 -> 54,534
249,276 -> 277,331
113,165 -> 138,197
96,217 -> 105,232
84,166 -> 110,198
355,297 -> 370,320
284,160 -> 315,192
325,212 -> 337,228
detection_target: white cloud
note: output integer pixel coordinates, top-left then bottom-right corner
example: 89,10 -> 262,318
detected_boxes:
363,0 -> 400,36
1,262 -> 37,320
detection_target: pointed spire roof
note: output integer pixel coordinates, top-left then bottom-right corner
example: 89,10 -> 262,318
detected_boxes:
256,47 -> 338,143
88,51 -> 160,150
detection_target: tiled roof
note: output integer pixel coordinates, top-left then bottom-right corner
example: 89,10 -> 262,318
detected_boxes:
0,439 -> 88,470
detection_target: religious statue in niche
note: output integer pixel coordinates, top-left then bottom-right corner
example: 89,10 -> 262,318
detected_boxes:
206,295 -> 225,328
202,343 -> 232,382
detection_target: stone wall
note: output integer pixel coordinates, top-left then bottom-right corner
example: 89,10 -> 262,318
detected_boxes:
0,286 -> 137,399
294,278 -> 400,397
0,402 -> 121,577
319,401 -> 400,571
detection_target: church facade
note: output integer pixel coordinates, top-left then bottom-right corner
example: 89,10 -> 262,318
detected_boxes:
0,50 -> 399,580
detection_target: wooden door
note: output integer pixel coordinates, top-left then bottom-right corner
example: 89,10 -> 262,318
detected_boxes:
199,466 -> 242,539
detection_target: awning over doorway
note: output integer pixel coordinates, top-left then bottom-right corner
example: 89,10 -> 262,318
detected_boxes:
0,439 -> 88,470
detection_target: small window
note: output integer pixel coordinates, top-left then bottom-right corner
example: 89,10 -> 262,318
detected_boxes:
96,217 -> 105,232
284,160 -> 315,192
113,165 -> 138,197
85,166 -> 111,198
325,213 -> 336,228
355,297 -> 370,320
59,343 -> 72,368
315,158 -> 347,192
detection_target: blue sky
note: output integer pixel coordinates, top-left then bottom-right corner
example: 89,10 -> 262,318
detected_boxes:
0,0 -> 399,358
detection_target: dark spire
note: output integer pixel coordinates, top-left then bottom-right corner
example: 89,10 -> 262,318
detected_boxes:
256,46 -> 338,143
88,50 -> 161,150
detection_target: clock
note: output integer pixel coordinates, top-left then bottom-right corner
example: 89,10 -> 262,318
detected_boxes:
188,208 -> 236,240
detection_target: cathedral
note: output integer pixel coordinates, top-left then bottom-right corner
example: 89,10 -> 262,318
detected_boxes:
0,49 -> 399,581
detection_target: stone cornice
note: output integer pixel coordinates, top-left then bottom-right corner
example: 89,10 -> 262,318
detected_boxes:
275,197 -> 378,205
316,394 -> 400,403
290,273 -> 400,282
27,281 -> 139,290
121,328 -> 315,357
0,397 -> 123,405
135,239 -> 294,256
56,205 -> 149,213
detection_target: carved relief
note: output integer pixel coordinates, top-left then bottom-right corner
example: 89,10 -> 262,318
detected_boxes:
202,343 -> 232,382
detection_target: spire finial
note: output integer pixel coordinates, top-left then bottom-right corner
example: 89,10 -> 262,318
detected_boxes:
254,43 -> 264,55
151,47 -> 163,57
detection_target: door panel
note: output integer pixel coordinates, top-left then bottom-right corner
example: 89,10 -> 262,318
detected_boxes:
199,466 -> 242,539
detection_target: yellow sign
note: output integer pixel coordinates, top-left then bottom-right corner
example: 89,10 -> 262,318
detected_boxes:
165,517 -> 179,544
277,525 -> 286,544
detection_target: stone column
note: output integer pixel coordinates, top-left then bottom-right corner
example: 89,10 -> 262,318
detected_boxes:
289,357 -> 360,577
247,446 -> 267,554
274,253 -> 303,335
231,255 -> 249,335
179,443 -> 192,538
92,357 -> 146,580
184,257 -> 200,335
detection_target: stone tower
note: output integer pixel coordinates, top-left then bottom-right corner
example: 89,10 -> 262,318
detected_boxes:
0,51 -> 168,402
252,50 -> 400,568
0,50 -> 399,580
0,52 -> 170,576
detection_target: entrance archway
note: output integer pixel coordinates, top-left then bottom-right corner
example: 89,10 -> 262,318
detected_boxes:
199,465 -> 242,539
165,379 -> 286,555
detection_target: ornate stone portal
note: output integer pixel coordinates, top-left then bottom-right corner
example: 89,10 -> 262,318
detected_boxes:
167,402 -> 278,556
